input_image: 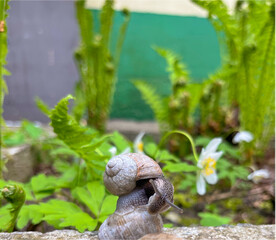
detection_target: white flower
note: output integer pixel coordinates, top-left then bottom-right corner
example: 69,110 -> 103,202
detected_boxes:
109,146 -> 131,157
233,131 -> 253,144
109,146 -> 117,156
248,169 -> 270,183
134,132 -> 145,153
121,147 -> 131,154
196,138 -> 223,195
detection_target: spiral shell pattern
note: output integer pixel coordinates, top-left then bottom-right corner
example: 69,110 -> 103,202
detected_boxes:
104,153 -> 163,196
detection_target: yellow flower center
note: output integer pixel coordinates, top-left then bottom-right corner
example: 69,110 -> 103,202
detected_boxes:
137,142 -> 144,152
202,157 -> 216,176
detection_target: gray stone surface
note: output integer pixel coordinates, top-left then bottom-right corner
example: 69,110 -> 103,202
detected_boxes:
2,144 -> 35,182
0,225 -> 274,240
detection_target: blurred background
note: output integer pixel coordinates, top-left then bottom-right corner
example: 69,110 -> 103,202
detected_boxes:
4,0 -> 225,122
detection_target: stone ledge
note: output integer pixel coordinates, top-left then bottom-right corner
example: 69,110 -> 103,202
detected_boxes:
0,224 -> 274,240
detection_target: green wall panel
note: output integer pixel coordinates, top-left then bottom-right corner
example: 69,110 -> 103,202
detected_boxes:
92,10 -> 221,120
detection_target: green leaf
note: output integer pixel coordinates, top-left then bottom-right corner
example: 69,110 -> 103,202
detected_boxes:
35,97 -> 51,116
144,142 -> 158,156
49,95 -> 108,173
195,136 -> 212,146
36,199 -> 97,232
30,174 -> 57,199
99,195 -> 118,218
163,223 -> 173,228
59,212 -> 97,232
50,147 -> 79,157
179,174 -> 196,190
185,83 -> 204,113
72,181 -> 105,216
0,205 -> 10,231
22,120 -> 42,140
3,131 -> 25,146
163,162 -> 197,173
110,131 -> 130,153
17,205 -> 43,229
198,212 -> 231,226
154,47 -> 189,85
133,80 -> 169,131
157,150 -> 180,163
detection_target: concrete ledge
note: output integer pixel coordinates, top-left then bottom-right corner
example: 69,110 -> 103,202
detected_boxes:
0,225 -> 274,240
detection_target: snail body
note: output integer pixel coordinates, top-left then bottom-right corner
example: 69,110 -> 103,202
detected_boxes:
98,153 -> 176,240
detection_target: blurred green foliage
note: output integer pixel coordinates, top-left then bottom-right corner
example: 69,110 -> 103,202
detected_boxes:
0,184 -> 25,232
198,212 -> 231,226
0,95 -> 272,230
134,47 -> 204,135
2,120 -> 43,147
0,0 -> 10,126
0,0 -> 10,179
73,0 -> 129,132
136,0 -> 275,163
192,0 -> 275,157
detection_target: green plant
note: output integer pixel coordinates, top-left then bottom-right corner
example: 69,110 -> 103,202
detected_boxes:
0,0 -> 9,126
193,0 -> 275,156
1,95 -> 131,232
73,0 -> 130,132
198,212 -> 231,226
0,0 -> 10,179
2,120 -> 44,147
0,184 -> 25,232
134,47 -> 230,141
134,47 -> 204,135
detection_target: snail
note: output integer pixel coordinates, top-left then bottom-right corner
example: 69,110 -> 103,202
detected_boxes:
98,153 -> 182,240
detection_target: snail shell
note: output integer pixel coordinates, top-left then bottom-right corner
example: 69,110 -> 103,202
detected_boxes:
98,205 -> 163,240
104,153 -> 163,196
99,153 -> 174,240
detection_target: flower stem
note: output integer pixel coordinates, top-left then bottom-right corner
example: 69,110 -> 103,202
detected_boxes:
155,130 -> 199,162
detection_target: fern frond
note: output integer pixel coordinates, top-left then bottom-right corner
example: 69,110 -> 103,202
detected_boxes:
35,97 -> 50,116
75,0 -> 93,49
154,47 -> 189,85
0,0 -> 10,128
1,184 -> 25,232
100,0 -> 114,49
133,80 -> 169,132
50,95 -> 107,171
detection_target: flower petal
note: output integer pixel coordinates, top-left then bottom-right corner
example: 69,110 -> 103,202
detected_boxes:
121,147 -> 131,154
196,173 -> 206,195
109,146 -> 117,156
204,171 -> 218,184
248,169 -> 270,181
233,131 -> 254,144
205,138 -> 222,154
209,151 -> 223,161
134,132 -> 145,145
198,148 -> 207,165
134,132 -> 145,153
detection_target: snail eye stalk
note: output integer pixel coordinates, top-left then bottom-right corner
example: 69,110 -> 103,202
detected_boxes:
149,179 -> 184,214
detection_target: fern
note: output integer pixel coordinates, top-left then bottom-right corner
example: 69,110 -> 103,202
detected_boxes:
0,185 -> 25,232
34,97 -> 50,116
193,0 -> 275,155
134,48 -> 207,136
50,95 -> 109,173
133,80 -> 169,132
0,0 -> 10,179
73,0 -> 130,131
154,47 -> 189,87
